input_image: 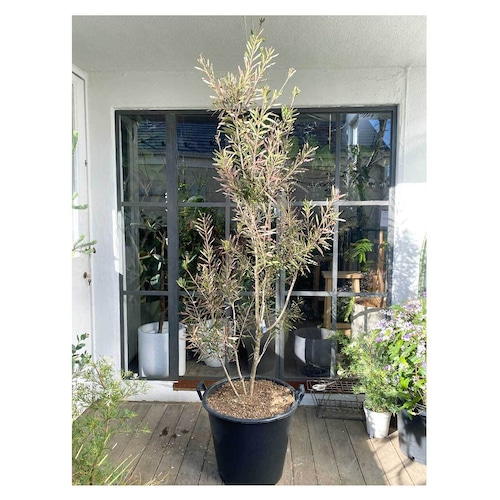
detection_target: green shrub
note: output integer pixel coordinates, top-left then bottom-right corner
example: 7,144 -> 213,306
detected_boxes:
72,343 -> 150,485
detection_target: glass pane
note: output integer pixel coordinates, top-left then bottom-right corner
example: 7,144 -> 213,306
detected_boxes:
125,294 -> 171,374
178,206 -> 226,282
284,297 -> 338,379
338,205 -> 388,302
291,112 -> 337,201
289,203 -> 334,292
123,206 -> 168,293
121,115 -> 167,203
177,115 -> 224,203
340,112 -> 392,201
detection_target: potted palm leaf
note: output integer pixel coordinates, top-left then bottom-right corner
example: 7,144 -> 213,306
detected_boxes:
178,21 -> 341,484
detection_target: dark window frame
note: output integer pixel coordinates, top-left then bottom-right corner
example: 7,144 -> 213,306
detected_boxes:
115,106 -> 397,380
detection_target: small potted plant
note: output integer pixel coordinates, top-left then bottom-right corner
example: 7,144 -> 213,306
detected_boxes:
374,295 -> 427,463
179,21 -> 341,484
135,213 -> 187,378
340,328 -> 399,438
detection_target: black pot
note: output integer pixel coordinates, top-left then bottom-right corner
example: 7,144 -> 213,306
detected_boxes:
197,376 -> 304,485
397,406 -> 426,465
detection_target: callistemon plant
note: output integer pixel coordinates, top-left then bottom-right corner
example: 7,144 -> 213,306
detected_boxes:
179,22 -> 341,397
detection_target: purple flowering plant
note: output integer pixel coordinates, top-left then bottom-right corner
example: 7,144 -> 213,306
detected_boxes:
375,295 -> 427,415
339,326 -> 399,414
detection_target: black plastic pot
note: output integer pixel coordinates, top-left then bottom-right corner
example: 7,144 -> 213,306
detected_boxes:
197,376 -> 304,485
397,406 -> 426,465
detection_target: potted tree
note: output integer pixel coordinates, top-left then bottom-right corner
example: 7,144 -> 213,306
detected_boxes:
375,295 -> 427,463
136,213 -> 187,378
340,327 -> 399,438
178,22 -> 341,484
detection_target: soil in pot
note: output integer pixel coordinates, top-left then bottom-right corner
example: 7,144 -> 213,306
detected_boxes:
207,379 -> 294,420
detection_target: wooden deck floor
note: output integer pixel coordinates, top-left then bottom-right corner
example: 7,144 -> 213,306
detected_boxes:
109,401 -> 426,486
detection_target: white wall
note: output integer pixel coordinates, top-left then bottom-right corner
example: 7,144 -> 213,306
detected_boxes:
392,66 -> 427,304
84,63 -> 426,364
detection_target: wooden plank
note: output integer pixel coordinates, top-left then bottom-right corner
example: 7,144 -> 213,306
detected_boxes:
152,403 -> 202,485
389,431 -> 427,485
175,404 -> 212,484
277,439 -> 293,485
131,403 -> 186,484
368,430 -> 414,486
344,419 -> 387,485
102,402 -> 426,487
277,406 -> 307,485
197,408 -> 224,485
288,406 -> 317,485
304,406 -> 341,485
107,402 -> 152,464
325,418 -> 365,484
113,403 -> 168,483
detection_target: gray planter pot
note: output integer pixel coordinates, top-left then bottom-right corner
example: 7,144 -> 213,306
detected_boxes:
293,327 -> 335,371
397,406 -> 427,464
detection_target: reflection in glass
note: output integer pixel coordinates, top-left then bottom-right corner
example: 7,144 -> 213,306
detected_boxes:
178,206 -> 225,282
121,115 -> 167,203
123,206 -> 168,294
117,108 -> 394,380
340,112 -> 392,201
284,297 -> 339,379
338,205 -> 388,304
292,112 -> 336,200
177,115 -> 224,203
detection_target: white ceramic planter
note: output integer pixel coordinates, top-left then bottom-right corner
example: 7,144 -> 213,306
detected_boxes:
138,322 -> 186,378
364,404 -> 392,438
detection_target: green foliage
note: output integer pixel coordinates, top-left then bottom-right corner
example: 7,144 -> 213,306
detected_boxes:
337,296 -> 355,323
339,329 -> 399,413
72,343 -> 150,484
72,131 -> 79,155
184,22 -> 342,396
72,133 -> 96,256
338,296 -> 426,415
345,238 -> 373,272
72,332 -> 91,371
134,190 -> 224,333
418,236 -> 427,296
72,192 -> 97,256
72,129 -> 152,484
374,296 -> 427,414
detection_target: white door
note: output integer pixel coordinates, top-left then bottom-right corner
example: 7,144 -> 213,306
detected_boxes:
72,71 -> 93,355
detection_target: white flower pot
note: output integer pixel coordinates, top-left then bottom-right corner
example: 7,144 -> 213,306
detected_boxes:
202,355 -> 223,367
364,404 -> 392,438
138,322 -> 186,378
